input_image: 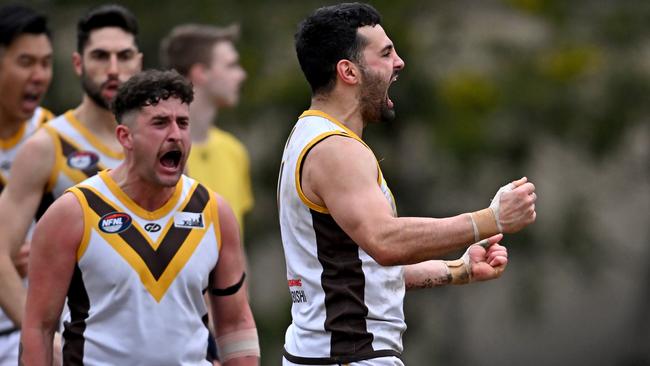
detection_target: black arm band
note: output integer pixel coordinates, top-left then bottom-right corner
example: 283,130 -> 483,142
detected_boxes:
209,272 -> 246,296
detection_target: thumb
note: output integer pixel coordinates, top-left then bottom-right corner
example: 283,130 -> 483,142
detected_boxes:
476,233 -> 503,248
512,176 -> 528,188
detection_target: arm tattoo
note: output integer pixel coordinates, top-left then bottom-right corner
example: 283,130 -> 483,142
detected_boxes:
406,274 -> 450,290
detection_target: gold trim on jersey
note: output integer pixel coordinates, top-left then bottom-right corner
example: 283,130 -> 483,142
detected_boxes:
72,182 -> 213,302
98,170 -> 184,221
43,125 -> 110,193
0,123 -> 27,150
299,110 -> 384,185
294,131 -> 347,214
64,111 -> 123,160
39,108 -> 54,126
66,189 -> 93,259
300,110 -> 361,140
294,112 -> 387,213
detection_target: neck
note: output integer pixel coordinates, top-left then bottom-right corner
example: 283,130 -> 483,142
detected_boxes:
73,95 -> 118,137
189,88 -> 218,143
109,164 -> 177,212
0,108 -> 24,140
310,91 -> 364,138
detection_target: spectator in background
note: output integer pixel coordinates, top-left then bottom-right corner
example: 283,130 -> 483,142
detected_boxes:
160,23 -> 253,230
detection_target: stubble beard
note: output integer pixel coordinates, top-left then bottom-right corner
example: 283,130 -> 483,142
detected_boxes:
80,70 -> 112,110
359,66 -> 395,124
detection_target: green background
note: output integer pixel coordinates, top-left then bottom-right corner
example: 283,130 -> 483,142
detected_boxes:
8,0 -> 650,364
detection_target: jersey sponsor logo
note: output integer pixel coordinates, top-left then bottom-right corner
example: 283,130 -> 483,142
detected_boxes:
173,212 -> 204,229
288,278 -> 307,303
144,223 -> 162,232
67,151 -> 99,170
291,289 -> 308,303
288,278 -> 302,287
98,212 -> 132,234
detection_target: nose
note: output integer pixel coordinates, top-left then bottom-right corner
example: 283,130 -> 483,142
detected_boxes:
167,120 -> 182,141
31,63 -> 52,85
107,54 -> 119,76
394,52 -> 405,71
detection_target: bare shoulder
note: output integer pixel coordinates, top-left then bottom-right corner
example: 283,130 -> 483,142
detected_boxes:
12,127 -> 56,177
34,192 -> 84,250
213,192 -> 238,241
304,134 -> 379,197
309,134 -> 375,162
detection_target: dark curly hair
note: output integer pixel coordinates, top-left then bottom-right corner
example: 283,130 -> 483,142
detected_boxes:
295,2 -> 381,95
111,69 -> 193,124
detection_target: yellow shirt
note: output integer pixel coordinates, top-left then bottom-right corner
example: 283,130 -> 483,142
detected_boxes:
186,127 -> 253,228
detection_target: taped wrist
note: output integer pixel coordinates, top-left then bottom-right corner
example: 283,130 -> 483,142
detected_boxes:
469,208 -> 499,242
445,258 -> 471,285
216,328 -> 260,362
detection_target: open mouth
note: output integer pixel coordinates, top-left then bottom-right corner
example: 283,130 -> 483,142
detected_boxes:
386,73 -> 399,108
160,150 -> 182,169
21,92 -> 42,111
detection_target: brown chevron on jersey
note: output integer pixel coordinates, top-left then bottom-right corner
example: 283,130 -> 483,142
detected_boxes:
77,184 -> 210,280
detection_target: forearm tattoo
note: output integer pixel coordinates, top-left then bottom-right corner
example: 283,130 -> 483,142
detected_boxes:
406,273 -> 451,290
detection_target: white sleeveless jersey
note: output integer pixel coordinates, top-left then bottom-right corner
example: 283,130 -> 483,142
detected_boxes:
277,110 -> 406,364
0,106 -> 53,338
64,171 -> 220,365
37,110 -> 123,220
0,106 -> 52,188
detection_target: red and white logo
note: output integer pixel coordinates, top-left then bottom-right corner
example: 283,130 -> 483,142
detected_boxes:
98,212 -> 132,234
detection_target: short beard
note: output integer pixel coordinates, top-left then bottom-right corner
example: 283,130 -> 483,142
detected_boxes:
359,65 -> 395,124
80,70 -> 111,110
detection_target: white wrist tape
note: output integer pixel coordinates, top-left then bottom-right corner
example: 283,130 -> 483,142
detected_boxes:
445,239 -> 488,285
216,328 -> 260,362
489,182 -> 515,232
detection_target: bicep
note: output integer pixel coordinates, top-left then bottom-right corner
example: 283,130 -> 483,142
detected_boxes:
304,137 -> 395,251
24,193 -> 83,329
209,195 -> 254,334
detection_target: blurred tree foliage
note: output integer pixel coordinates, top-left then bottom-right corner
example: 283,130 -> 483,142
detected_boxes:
9,0 -> 649,364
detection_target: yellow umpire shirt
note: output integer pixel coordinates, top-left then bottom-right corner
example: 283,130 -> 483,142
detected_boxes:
186,127 -> 253,229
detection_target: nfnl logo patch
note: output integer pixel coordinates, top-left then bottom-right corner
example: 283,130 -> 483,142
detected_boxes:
67,151 -> 99,170
173,212 -> 204,229
99,212 -> 132,234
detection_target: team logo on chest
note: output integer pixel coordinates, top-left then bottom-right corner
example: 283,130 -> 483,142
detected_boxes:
67,151 -> 99,170
98,212 -> 132,233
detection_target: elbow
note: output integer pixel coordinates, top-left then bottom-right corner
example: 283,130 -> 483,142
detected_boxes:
362,234 -> 402,267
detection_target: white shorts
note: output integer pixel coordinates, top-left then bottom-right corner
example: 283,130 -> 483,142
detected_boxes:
283,355 -> 404,366
0,330 -> 20,366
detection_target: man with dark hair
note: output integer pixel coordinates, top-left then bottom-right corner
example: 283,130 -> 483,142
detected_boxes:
0,4 -> 53,364
0,2 -> 141,336
21,69 -> 260,365
160,24 -> 253,229
278,3 -> 537,364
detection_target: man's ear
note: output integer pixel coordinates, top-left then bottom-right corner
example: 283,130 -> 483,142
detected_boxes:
72,52 -> 83,77
336,59 -> 361,86
115,124 -> 133,150
188,63 -> 207,86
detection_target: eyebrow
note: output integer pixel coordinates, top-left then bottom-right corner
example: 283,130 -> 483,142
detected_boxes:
380,44 -> 394,54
